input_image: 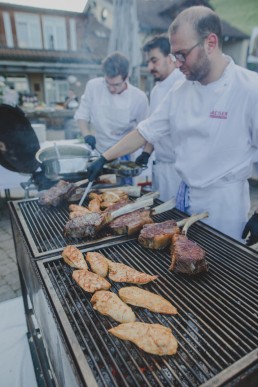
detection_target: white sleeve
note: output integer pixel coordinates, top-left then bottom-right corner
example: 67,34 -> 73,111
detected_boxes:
74,81 -> 93,122
138,91 -> 171,144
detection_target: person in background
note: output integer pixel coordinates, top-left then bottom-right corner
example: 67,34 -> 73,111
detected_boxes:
86,6 -> 258,243
135,35 -> 184,201
74,51 -> 149,155
64,89 -> 79,109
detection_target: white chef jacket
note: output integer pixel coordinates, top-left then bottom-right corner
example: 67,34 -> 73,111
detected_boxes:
75,77 -> 149,154
138,57 -> 258,240
149,70 -> 184,201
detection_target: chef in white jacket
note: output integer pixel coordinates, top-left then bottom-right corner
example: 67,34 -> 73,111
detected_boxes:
74,51 -> 149,155
136,36 -> 184,201
86,6 -> 258,242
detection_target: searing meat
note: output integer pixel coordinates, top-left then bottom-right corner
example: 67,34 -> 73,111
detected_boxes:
138,220 -> 180,250
109,322 -> 178,356
64,198 -> 154,239
91,291 -> 136,323
86,252 -> 109,277
62,245 -> 88,269
72,269 -> 111,292
118,286 -> 177,314
88,197 -> 101,212
109,209 -> 153,235
38,180 -> 76,207
170,234 -> 208,275
107,260 -> 158,284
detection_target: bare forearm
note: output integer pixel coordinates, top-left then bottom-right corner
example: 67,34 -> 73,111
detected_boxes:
143,142 -> 154,155
77,119 -> 91,137
103,128 -> 146,161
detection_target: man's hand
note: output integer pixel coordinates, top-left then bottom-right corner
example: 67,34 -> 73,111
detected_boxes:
87,155 -> 107,182
135,151 -> 150,166
84,135 -> 96,150
242,212 -> 258,246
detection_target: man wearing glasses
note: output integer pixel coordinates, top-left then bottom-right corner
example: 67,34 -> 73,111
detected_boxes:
135,35 -> 184,201
87,6 -> 258,243
75,51 -> 148,154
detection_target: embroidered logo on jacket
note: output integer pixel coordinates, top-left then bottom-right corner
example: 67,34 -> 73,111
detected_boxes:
210,111 -> 228,119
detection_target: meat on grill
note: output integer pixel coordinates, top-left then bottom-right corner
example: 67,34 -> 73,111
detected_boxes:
170,234 -> 208,275
72,269 -> 111,292
91,291 -> 136,323
138,220 -> 180,250
62,245 -> 88,269
108,322 -> 178,356
38,180 -> 77,207
86,252 -> 109,277
64,198 -> 154,239
106,260 -> 158,284
118,286 -> 178,314
109,208 -> 153,235
169,212 -> 209,275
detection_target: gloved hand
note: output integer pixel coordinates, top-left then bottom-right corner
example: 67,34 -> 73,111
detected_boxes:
86,155 -> 107,182
135,151 -> 151,166
242,212 -> 258,246
84,135 -> 96,150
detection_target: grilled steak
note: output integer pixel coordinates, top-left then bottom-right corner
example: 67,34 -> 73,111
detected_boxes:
109,208 -> 153,235
138,220 -> 180,250
64,212 -> 105,238
38,180 -> 76,207
170,234 -> 208,275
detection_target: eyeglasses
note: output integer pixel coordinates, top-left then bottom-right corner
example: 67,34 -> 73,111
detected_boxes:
105,78 -> 125,89
170,41 -> 202,63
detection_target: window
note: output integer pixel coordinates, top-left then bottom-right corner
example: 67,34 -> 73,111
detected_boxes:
42,16 -> 67,50
69,19 -> 77,51
15,13 -> 42,49
6,76 -> 29,93
3,12 -> 14,47
45,77 -> 69,105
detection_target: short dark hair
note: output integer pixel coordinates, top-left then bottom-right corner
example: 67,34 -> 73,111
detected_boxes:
169,6 -> 223,48
143,35 -> 170,56
102,51 -> 129,80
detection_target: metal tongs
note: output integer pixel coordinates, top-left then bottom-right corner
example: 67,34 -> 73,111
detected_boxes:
79,181 -> 93,206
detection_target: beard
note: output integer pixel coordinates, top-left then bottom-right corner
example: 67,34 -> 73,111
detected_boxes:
181,48 -> 211,83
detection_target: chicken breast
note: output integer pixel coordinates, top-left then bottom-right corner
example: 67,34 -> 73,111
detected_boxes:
109,322 -> 178,356
72,269 -> 111,293
86,252 -> 109,277
62,245 -> 88,269
119,287 -> 177,315
106,260 -> 158,284
91,291 -> 136,323
69,204 -> 91,214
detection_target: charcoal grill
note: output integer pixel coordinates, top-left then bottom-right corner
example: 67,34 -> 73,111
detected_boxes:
8,198 -> 258,386
37,225 -> 258,386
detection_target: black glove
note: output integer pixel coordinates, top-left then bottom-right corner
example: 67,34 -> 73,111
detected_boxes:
87,155 -> 107,182
84,135 -> 96,150
242,212 -> 258,246
135,152 -> 151,166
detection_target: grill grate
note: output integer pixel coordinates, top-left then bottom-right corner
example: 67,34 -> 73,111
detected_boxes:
38,226 -> 258,387
12,198 -> 183,258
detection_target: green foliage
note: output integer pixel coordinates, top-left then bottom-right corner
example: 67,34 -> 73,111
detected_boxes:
210,0 -> 258,36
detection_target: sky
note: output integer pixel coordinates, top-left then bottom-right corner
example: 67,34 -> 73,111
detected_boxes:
0,0 -> 88,12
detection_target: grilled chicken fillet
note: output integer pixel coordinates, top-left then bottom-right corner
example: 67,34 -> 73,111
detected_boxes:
109,322 -> 178,356
62,245 -> 88,269
72,269 -> 111,292
106,260 -> 158,284
91,291 -> 136,323
86,252 -> 109,277
119,286 -> 177,314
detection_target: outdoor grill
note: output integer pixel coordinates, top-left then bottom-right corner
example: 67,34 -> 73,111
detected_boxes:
8,197 -> 258,386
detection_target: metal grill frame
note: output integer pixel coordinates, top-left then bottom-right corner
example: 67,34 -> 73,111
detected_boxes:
37,230 -> 258,387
